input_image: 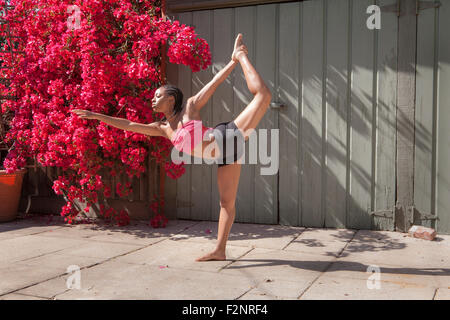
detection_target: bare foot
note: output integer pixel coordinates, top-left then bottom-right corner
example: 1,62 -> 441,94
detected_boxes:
195,250 -> 226,262
231,33 -> 248,62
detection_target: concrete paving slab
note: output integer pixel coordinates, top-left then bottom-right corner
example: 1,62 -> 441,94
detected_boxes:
237,288 -> 275,300
19,252 -> 103,273
1,219 -> 448,300
38,225 -> 167,246
86,220 -> 197,245
339,230 -> 450,269
0,262 -> 64,296
325,260 -> 450,288
0,231 -> 32,241
80,219 -> 198,235
16,276 -> 74,299
0,234 -> 89,264
238,279 -> 311,300
115,239 -> 252,273
434,288 -> 450,300
347,229 -> 450,252
0,216 -> 62,229
36,220 -> 197,246
52,260 -> 258,300
81,233 -> 166,246
0,221 -> 65,237
171,221 -> 304,250
36,225 -> 113,240
299,274 -> 436,300
62,241 -> 144,259
284,228 -> 356,257
0,293 -> 48,300
220,248 -> 335,284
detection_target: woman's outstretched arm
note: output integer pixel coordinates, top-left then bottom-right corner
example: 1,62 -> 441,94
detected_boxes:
71,109 -> 164,137
188,60 -> 237,112
188,33 -> 248,113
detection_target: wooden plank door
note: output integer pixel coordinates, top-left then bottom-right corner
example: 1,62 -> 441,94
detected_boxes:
415,0 -> 450,234
277,0 -> 397,230
171,5 -> 279,224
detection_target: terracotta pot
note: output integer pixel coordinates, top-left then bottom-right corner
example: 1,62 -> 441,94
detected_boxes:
0,168 -> 26,222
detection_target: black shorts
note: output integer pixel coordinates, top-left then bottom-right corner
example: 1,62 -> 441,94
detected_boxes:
213,121 -> 245,167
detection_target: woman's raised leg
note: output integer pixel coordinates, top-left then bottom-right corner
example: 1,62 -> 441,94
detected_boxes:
233,52 -> 272,139
195,163 -> 241,261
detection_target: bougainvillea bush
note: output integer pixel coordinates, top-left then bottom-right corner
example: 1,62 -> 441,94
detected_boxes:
0,0 -> 211,225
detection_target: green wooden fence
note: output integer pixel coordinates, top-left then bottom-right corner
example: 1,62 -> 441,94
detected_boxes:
166,0 -> 450,234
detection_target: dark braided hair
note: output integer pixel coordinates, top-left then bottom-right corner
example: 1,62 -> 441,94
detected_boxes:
161,84 -> 184,120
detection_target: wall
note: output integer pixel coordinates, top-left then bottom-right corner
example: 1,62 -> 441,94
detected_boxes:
166,0 -> 401,230
415,0 -> 450,234
19,158 -> 163,220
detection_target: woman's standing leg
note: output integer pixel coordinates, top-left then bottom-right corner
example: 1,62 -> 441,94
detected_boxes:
196,37 -> 270,262
195,163 -> 241,261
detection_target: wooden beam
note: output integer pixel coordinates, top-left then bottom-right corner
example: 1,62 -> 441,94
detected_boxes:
167,0 -> 300,13
161,0 -> 167,85
396,0 -> 417,232
159,0 -> 167,216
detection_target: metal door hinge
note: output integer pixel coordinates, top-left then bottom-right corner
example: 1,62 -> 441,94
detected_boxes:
370,203 -> 400,219
381,1 -> 441,17
270,102 -> 285,110
408,205 -> 439,224
416,0 -> 441,15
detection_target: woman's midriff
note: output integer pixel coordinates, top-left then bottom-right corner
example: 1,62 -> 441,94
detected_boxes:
190,134 -> 219,160
170,119 -> 225,161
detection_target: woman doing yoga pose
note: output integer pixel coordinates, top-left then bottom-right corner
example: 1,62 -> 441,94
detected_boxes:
72,33 -> 272,261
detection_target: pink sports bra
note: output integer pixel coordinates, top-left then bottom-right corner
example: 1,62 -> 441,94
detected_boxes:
171,120 -> 213,153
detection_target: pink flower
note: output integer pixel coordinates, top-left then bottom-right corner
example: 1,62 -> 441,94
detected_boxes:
2,0 -> 211,224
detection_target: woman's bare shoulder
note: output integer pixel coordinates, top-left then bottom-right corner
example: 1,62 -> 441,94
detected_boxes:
185,99 -> 201,118
155,120 -> 182,139
147,120 -> 170,138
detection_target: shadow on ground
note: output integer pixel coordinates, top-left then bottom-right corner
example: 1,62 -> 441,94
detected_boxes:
3,214 -> 448,279
226,259 -> 450,277
0,214 -> 197,240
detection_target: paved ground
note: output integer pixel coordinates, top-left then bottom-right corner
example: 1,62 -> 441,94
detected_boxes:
0,215 -> 449,300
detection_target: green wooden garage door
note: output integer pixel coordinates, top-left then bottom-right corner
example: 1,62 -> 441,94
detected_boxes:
165,0 -> 450,234
415,0 -> 450,234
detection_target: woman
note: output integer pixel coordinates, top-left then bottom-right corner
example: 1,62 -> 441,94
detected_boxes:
72,33 -> 272,261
